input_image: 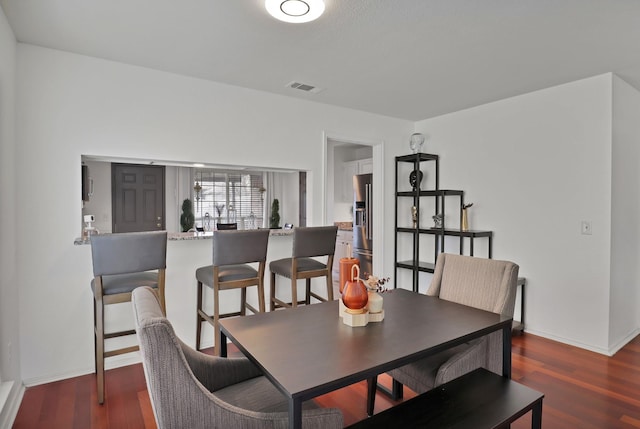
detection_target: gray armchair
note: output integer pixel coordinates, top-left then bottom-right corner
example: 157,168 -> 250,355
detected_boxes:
368,253 -> 519,412
132,286 -> 343,429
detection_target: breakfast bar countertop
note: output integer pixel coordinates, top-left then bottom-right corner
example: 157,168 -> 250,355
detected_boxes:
74,228 -> 293,245
334,222 -> 352,231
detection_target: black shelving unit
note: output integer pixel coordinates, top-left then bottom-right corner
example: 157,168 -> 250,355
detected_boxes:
394,153 -> 494,292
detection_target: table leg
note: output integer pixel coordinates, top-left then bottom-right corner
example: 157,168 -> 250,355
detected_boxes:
219,329 -> 228,358
288,397 -> 302,429
531,398 -> 543,429
503,323 -> 512,378
366,377 -> 377,416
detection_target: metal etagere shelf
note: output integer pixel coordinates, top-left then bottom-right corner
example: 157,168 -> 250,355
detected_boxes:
394,153 -> 493,292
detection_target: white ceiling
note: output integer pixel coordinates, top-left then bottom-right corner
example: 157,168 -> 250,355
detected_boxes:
2,0 -> 640,121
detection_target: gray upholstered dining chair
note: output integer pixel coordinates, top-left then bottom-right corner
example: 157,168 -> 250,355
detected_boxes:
195,229 -> 270,355
269,225 -> 338,310
90,230 -> 167,404
367,253 -> 519,413
133,286 -> 343,429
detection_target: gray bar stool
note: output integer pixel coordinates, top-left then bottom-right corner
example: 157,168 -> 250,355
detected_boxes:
269,226 -> 338,311
90,230 -> 168,404
195,229 -> 270,355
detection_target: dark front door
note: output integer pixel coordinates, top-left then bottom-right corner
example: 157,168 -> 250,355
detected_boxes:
112,164 -> 165,233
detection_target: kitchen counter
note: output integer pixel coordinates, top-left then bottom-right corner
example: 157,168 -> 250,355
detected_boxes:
74,228 -> 293,245
334,221 -> 353,231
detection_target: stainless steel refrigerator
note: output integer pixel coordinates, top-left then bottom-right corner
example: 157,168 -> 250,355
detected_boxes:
353,173 -> 373,276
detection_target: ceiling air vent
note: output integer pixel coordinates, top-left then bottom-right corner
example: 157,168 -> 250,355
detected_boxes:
286,81 -> 323,94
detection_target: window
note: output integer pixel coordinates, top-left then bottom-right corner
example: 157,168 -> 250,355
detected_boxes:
192,169 -> 265,230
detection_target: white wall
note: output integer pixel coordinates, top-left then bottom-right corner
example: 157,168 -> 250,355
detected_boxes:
409,74 -> 615,353
0,5 -> 22,426
8,33 -> 640,393
609,76 -> 640,351
13,44 -> 410,384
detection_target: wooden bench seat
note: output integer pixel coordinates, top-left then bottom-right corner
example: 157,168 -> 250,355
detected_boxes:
347,368 -> 543,429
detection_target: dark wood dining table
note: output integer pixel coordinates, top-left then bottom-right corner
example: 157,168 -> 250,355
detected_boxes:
219,288 -> 513,429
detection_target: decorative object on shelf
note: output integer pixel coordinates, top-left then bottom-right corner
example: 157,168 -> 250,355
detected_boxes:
432,213 -> 443,228
180,199 -> 195,232
462,203 -> 473,231
409,169 -> 424,191
214,203 -> 225,223
193,181 -> 202,209
341,265 -> 368,314
411,205 -> 418,229
228,204 -> 237,223
409,133 -> 425,153
203,212 -> 211,231
247,211 -> 256,229
269,199 -> 281,229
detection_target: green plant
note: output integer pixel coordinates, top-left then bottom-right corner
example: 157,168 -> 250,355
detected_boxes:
269,198 -> 280,229
180,198 -> 195,232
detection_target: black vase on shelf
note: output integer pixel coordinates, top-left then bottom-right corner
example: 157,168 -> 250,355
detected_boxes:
409,169 -> 424,191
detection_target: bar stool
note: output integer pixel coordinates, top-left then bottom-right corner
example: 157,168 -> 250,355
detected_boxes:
195,229 -> 270,355
270,225 -> 338,310
90,230 -> 167,404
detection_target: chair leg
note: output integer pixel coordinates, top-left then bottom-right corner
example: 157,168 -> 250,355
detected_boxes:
213,285 -> 221,356
240,288 -> 247,316
326,271 -> 334,301
95,296 -> 105,405
270,272 -> 276,311
291,277 -> 298,308
157,269 -> 167,314
305,279 -> 311,305
195,281 -> 203,351
93,298 -> 97,377
258,279 -> 266,313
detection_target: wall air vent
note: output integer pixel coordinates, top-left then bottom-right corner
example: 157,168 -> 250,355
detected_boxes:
286,81 -> 324,94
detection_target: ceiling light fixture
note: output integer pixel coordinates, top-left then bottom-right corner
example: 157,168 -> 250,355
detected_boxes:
265,0 -> 325,23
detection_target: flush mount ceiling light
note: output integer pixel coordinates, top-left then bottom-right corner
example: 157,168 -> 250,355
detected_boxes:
265,0 -> 325,23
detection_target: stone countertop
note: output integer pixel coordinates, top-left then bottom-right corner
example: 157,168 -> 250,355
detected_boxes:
334,222 -> 353,231
74,228 -> 293,245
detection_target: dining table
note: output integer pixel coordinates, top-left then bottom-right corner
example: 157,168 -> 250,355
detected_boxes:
219,288 -> 513,429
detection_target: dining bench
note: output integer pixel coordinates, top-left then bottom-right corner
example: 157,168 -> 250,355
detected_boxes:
347,368 -> 543,429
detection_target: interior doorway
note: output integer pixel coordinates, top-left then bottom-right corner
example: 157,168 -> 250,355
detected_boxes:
325,139 -> 372,225
324,135 -> 384,278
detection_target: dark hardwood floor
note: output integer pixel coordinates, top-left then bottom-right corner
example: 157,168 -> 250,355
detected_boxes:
12,333 -> 640,428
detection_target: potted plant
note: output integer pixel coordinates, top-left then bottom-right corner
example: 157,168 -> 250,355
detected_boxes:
269,198 -> 281,229
180,198 -> 195,232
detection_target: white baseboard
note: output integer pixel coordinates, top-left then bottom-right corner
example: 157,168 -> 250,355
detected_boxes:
522,328 -> 616,356
608,328 -> 640,356
23,352 -> 143,387
0,381 -> 24,429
